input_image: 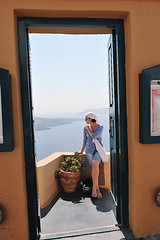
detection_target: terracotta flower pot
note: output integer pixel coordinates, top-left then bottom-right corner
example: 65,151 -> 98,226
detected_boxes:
59,170 -> 81,193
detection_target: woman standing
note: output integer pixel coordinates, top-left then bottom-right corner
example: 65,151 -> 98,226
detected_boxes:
76,112 -> 103,198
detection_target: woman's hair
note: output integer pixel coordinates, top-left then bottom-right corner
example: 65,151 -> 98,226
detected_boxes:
91,119 -> 96,123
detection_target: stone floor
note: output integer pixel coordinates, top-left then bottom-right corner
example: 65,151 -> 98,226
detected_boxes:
121,233 -> 160,240
55,230 -> 134,240
40,189 -> 160,240
40,189 -> 134,240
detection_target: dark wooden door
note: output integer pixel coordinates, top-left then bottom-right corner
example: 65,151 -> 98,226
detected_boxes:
108,30 -> 120,222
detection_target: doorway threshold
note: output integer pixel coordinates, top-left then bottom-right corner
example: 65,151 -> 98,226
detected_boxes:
40,224 -> 120,239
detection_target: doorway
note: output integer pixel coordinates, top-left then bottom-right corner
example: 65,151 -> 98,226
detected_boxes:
17,17 -> 128,240
29,32 -> 111,237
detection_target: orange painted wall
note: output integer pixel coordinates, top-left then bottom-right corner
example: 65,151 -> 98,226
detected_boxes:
0,4 -> 29,240
0,0 -> 160,239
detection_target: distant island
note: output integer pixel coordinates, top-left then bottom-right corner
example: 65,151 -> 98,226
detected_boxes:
34,117 -> 83,131
34,107 -> 109,131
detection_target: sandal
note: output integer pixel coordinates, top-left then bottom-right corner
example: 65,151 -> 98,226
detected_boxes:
97,192 -> 102,198
91,191 -> 97,198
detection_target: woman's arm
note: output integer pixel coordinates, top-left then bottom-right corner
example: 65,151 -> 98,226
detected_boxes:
75,128 -> 86,154
85,125 -> 103,138
92,126 -> 103,139
80,144 -> 86,154
85,126 -> 93,137
75,144 -> 85,154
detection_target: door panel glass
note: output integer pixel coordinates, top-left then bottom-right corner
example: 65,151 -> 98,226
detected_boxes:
108,46 -> 113,107
110,116 -> 114,138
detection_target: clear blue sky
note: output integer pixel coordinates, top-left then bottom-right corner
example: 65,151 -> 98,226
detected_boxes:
29,33 -> 110,117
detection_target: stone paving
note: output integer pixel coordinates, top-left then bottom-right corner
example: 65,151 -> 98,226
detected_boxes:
40,189 -> 160,240
58,230 -> 133,240
56,232 -> 160,240
121,233 -> 160,240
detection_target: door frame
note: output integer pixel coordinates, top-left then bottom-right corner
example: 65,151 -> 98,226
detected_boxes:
17,17 -> 128,240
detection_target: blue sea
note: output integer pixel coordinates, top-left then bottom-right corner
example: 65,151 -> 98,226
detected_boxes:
34,112 -> 110,162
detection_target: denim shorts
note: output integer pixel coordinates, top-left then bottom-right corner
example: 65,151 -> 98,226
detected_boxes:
86,151 -> 101,166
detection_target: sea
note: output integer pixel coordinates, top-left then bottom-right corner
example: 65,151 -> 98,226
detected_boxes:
34,112 -> 110,162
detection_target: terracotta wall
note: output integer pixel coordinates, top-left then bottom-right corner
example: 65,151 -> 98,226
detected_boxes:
124,4 -> 160,235
0,0 -> 160,239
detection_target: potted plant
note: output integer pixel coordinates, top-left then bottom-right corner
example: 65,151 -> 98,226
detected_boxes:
59,156 -> 81,193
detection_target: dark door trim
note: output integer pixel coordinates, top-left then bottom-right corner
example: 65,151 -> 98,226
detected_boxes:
17,17 -> 128,240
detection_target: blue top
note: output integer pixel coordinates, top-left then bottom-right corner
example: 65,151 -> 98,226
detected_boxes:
83,125 -> 103,154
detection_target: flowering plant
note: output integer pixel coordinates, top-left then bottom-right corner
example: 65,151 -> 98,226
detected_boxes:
60,156 -> 81,172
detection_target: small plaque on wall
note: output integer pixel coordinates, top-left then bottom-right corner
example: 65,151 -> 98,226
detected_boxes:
0,68 -> 14,151
150,80 -> 160,136
0,86 -> 3,144
139,65 -> 160,143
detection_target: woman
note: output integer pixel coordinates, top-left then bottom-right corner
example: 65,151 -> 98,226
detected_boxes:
76,112 -> 103,198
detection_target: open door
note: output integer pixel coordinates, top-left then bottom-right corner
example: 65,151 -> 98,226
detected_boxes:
26,30 -> 42,238
108,30 -> 121,223
108,28 -> 128,227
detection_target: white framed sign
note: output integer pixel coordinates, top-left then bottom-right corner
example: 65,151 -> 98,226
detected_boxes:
150,80 -> 160,136
0,68 -> 14,151
0,86 -> 3,144
139,64 -> 160,144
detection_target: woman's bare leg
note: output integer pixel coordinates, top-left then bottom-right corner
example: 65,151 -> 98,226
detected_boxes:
92,160 -> 101,197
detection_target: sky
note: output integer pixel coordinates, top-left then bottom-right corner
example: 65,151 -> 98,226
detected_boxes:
29,33 -> 110,117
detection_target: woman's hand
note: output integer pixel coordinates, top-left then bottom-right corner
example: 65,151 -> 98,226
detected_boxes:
75,144 -> 85,155
84,125 -> 93,137
75,151 -> 82,155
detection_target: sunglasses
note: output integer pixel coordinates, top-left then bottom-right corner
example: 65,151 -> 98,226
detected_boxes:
85,117 -> 90,121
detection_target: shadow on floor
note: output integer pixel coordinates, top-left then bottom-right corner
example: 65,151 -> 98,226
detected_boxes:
60,188 -> 112,213
121,228 -> 135,239
41,193 -> 61,218
90,188 -> 112,212
41,188 -> 112,218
